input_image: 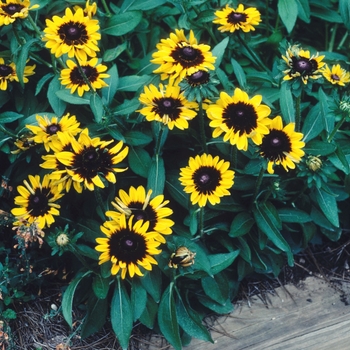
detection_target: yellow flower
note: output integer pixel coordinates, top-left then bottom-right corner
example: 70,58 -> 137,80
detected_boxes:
0,0 -> 39,26
11,174 -> 64,229
106,185 -> 174,243
213,4 -> 261,33
282,45 -> 325,84
138,83 -> 198,130
96,214 -> 161,279
26,113 -> 81,152
259,116 -> 305,174
207,88 -> 271,151
151,29 -> 216,85
321,64 -> 350,86
74,0 -> 97,18
179,153 -> 235,207
60,58 -> 109,97
43,7 -> 100,61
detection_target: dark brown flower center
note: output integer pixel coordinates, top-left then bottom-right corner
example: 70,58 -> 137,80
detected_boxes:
70,65 -> 98,86
260,129 -> 292,161
186,70 -> 210,86
0,64 -> 13,77
291,56 -> 318,75
193,166 -> 221,194
3,4 -> 23,15
331,74 -> 340,81
28,188 -> 51,216
171,44 -> 205,68
128,201 -> 157,231
46,124 -> 61,135
153,97 -> 182,121
58,21 -> 88,46
227,11 -> 247,24
223,102 -> 258,135
109,229 -> 147,264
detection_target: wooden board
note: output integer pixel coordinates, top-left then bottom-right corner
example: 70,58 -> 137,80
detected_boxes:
148,277 -> 350,350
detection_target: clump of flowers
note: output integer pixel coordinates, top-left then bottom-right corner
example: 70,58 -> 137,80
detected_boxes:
0,0 -> 39,26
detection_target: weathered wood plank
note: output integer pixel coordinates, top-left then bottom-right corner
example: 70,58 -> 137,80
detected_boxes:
148,277 -> 350,349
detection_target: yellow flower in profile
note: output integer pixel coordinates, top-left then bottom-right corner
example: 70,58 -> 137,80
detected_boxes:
74,0 -> 97,18
151,29 -> 216,85
321,64 -> 350,86
207,88 -> 271,151
106,185 -> 174,243
11,174 -> 64,229
43,7 -> 100,61
60,58 -> 109,97
138,83 -> 198,130
0,0 -> 39,26
96,214 -> 162,279
282,45 -> 325,84
259,116 -> 305,174
179,153 -> 235,207
0,58 -> 35,90
213,4 -> 261,33
26,113 -> 81,152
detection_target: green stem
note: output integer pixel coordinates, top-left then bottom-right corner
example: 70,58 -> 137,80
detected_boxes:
230,146 -> 237,169
328,24 -> 338,52
295,94 -> 301,132
154,123 -> 165,157
26,14 -> 42,38
198,99 -> 208,153
252,167 -> 265,205
0,125 -> 17,138
74,57 -> 96,95
199,207 -> 204,237
100,0 -> 111,17
327,113 -> 347,142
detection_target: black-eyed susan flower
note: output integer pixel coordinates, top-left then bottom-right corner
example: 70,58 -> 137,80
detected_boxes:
11,174 -> 64,229
259,116 -> 305,174
0,58 -> 35,90
60,58 -> 109,97
213,3 -> 261,33
206,88 -> 271,151
47,129 -> 128,193
106,185 -> 174,243
321,64 -> 350,86
74,0 -> 97,18
282,45 -> 325,85
138,83 -> 198,130
96,214 -> 161,279
179,153 -> 235,207
26,113 -> 81,152
151,29 -> 216,85
0,0 -> 39,26
11,133 -> 35,154
43,7 -> 100,61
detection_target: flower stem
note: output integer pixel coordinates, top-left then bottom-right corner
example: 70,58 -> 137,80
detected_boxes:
26,14 -> 42,38
295,94 -> 301,132
100,0 -> 112,17
74,57 -> 96,95
252,166 -> 265,204
0,125 -> 17,138
327,113 -> 347,142
198,99 -> 208,153
199,207 -> 204,237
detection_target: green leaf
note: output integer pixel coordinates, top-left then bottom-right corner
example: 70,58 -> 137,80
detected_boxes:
310,5 -> 342,23
166,173 -> 189,209
147,155 -> 165,197
229,212 -> 254,237
208,251 -> 240,275
16,38 -> 40,87
140,268 -> 162,302
92,275 -> 110,299
81,295 -> 108,338
253,202 -> 293,266
0,112 -> 24,124
319,87 -> 334,133
339,0 -> 350,30
176,294 -> 213,343
231,58 -> 246,89
304,140 -> 336,156
117,75 -> 152,92
112,97 -> 140,116
212,37 -> 229,69
295,0 -> 310,22
278,0 -> 298,33
35,72 -> 54,96
201,274 -> 228,305
62,271 -> 91,328
278,207 -> 311,223
103,42 -> 128,62
313,187 -> 339,227
107,126 -> 126,142
139,296 -> 158,329
158,284 -> 182,350
197,295 -> 234,314
131,278 -> 147,321
90,94 -> 104,123
103,11 -> 143,36
102,64 -> 118,105
111,278 -> 133,350
280,83 -> 295,123
47,76 -> 67,116
124,0 -> 167,11
55,89 -> 90,105
301,103 -> 323,142
128,147 -> 151,178
124,131 -> 152,147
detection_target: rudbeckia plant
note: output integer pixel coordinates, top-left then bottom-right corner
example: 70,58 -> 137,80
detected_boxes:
1,1 -> 350,349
